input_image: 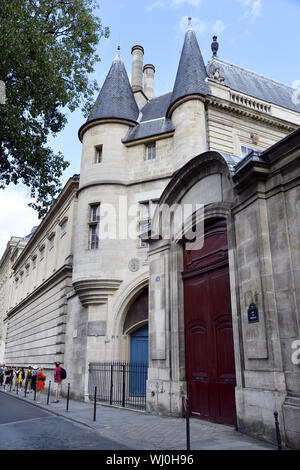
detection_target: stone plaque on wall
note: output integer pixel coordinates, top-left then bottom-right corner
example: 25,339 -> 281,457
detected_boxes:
87,321 -> 106,337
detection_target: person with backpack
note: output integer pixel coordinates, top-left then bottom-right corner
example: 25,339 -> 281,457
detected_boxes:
25,366 -> 33,392
53,362 -> 66,403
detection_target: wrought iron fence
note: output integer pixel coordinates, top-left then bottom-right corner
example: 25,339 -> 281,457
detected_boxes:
88,361 -> 148,411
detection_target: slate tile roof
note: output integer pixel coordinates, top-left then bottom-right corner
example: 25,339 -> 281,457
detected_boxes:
87,53 -> 139,124
207,57 -> 300,113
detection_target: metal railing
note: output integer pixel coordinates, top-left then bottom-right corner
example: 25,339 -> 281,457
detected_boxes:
88,361 -> 148,411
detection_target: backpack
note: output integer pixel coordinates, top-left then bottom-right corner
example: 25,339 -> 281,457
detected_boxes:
60,367 -> 67,380
27,370 -> 32,379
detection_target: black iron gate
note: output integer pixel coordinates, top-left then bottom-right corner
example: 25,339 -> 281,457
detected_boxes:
88,362 -> 148,410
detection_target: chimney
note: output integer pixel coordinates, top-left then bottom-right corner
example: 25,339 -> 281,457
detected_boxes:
143,64 -> 155,99
131,45 -> 144,92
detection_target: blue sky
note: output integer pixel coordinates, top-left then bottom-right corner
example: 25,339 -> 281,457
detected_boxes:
0,0 -> 300,256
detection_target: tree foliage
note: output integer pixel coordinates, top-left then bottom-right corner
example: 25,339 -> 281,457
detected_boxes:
0,0 -> 109,217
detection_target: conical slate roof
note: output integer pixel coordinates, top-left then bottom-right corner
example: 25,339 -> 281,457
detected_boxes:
167,26 -> 211,116
86,52 -> 139,125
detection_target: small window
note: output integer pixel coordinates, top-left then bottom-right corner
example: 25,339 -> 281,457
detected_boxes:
89,225 -> 99,250
20,272 -> 24,283
90,203 -> 100,223
49,235 -> 55,250
40,246 -> 45,261
15,277 -> 19,288
60,218 -> 67,237
32,256 -> 37,270
25,265 -> 30,277
146,142 -> 156,160
95,145 -> 103,164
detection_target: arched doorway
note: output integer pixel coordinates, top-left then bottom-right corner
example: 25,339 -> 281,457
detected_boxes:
183,218 -> 237,426
130,324 -> 148,397
123,287 -> 149,399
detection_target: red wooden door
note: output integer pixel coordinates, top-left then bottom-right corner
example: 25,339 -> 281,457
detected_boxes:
183,219 -> 236,426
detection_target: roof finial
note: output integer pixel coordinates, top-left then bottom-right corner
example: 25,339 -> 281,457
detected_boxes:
211,35 -> 219,57
187,17 -> 193,31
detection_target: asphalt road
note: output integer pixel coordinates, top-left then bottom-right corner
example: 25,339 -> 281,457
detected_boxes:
0,392 -> 129,450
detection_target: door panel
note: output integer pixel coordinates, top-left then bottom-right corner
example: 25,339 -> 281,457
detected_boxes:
183,220 -> 237,426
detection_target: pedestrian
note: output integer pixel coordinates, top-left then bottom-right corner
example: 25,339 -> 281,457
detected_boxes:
25,366 -> 33,392
0,364 -> 5,386
3,366 -> 12,391
32,365 -> 38,392
12,367 -> 18,391
18,368 -> 25,390
53,362 -> 63,403
36,367 -> 47,403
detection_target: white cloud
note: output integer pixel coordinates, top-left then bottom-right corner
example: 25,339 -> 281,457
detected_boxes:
239,0 -> 263,20
146,0 -> 202,11
179,17 -> 226,37
0,185 -> 40,259
213,20 -> 226,35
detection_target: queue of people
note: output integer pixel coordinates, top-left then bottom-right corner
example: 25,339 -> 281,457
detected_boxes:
0,362 -> 65,403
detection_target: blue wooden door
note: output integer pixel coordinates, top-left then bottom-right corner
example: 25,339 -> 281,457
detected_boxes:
130,324 -> 148,396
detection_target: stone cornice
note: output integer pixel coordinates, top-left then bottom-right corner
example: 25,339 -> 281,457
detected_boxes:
167,94 -> 206,118
5,263 -> 73,321
73,279 -> 123,306
12,177 -> 79,272
78,118 -> 137,143
206,96 -> 297,132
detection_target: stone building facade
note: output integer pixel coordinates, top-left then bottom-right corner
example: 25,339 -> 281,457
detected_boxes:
1,24 -> 300,448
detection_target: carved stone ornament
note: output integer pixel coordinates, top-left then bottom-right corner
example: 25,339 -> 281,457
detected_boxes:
128,258 -> 140,272
208,65 -> 225,83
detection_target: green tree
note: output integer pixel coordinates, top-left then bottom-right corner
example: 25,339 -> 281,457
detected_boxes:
0,0 -> 109,217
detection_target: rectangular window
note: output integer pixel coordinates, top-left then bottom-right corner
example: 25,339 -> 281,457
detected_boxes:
49,236 -> 55,250
146,142 -> 156,160
60,218 -> 67,237
89,225 -> 99,250
89,203 -> 100,249
90,203 -> 100,223
95,145 -> 103,164
20,272 -> 24,283
40,246 -> 45,261
15,278 -> 19,288
32,256 -> 37,270
25,265 -> 30,277
139,202 -> 150,247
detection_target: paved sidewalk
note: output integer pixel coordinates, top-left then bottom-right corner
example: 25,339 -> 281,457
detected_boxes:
0,388 -> 277,450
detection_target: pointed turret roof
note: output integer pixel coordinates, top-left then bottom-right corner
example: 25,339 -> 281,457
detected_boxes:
79,49 -> 139,140
167,21 -> 211,117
